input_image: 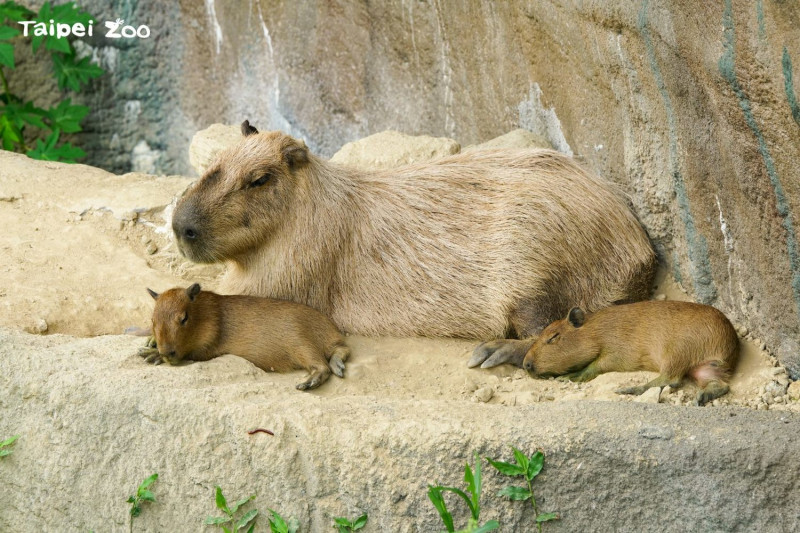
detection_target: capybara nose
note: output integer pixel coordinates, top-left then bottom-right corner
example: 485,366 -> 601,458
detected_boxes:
523,360 -> 534,372
172,202 -> 201,242
172,217 -> 199,241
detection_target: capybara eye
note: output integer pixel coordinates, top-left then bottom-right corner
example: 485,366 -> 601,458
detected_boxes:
547,333 -> 559,344
249,173 -> 272,188
180,312 -> 188,325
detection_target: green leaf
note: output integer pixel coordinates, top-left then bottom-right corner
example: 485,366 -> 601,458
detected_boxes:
0,1 -> 35,22
439,486 -> 476,518
215,486 -> 230,515
427,486 -> 455,533
4,100 -> 48,129
130,504 -> 141,518
138,490 -> 155,503
0,449 -> 13,457
51,52 -> 103,92
268,509 -> 288,533
512,447 -> 529,477
473,521 -> 500,533
236,509 -> 258,530
27,131 -> 86,163
536,512 -> 560,523
333,517 -> 351,527
126,496 -> 136,504
0,41 -> 13,67
485,457 -> 524,477
464,453 -> 481,520
230,494 -> 255,514
527,451 -> 544,481
0,434 -> 20,447
0,114 -> 22,150
352,513 -> 368,530
497,486 -> 532,501
31,1 -> 94,53
0,25 -> 19,40
204,516 -> 231,526
287,517 -> 300,533
246,524 -> 255,533
139,473 -> 159,490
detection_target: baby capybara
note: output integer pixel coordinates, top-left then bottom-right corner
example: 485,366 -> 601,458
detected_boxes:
142,283 -> 349,390
522,300 -> 739,405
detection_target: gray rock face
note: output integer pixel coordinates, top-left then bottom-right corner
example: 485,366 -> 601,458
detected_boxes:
1,327 -> 799,532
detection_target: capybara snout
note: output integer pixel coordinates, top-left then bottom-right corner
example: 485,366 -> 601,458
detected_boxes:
523,301 -> 739,405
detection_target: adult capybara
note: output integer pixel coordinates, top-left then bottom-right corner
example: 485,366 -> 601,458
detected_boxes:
522,301 -> 740,405
172,121 -> 656,368
141,283 -> 349,390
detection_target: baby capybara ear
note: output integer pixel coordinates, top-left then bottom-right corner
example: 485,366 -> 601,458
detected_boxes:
241,120 -> 259,137
147,288 -> 159,300
567,307 -> 585,328
282,137 -> 309,168
186,283 -> 202,301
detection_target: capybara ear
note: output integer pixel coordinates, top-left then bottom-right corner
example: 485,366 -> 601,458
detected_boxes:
147,288 -> 159,300
241,120 -> 259,137
186,283 -> 202,301
282,138 -> 309,168
567,307 -> 585,328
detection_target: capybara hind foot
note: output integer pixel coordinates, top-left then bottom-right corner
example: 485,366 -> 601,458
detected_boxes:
328,345 -> 349,378
469,339 -> 534,369
296,366 -> 332,391
694,380 -> 730,406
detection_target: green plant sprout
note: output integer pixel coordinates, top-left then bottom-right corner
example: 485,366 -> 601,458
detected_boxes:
126,473 -> 158,533
204,486 -> 259,533
486,447 -> 559,532
267,509 -> 300,533
333,512 -> 368,532
428,451 -> 499,533
0,1 -> 103,162
0,434 -> 19,457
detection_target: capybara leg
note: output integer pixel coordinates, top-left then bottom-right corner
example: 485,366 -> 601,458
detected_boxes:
558,360 -> 603,383
137,336 -> 163,365
296,365 -> 332,391
616,375 -> 682,396
469,339 -> 534,369
328,345 -> 350,378
695,380 -> 730,406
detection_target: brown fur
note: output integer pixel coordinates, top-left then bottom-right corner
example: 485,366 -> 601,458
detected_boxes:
172,124 -> 656,364
522,300 -> 740,405
146,284 -> 349,390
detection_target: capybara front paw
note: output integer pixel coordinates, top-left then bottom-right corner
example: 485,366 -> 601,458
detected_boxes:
137,346 -> 163,365
296,369 -> 330,391
469,339 -> 532,369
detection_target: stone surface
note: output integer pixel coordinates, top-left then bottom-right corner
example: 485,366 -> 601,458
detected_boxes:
188,124 -> 242,175
462,128 -> 552,152
634,386 -> 663,404
1,327 -> 800,533
330,130 -> 460,170
0,150 -> 220,336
